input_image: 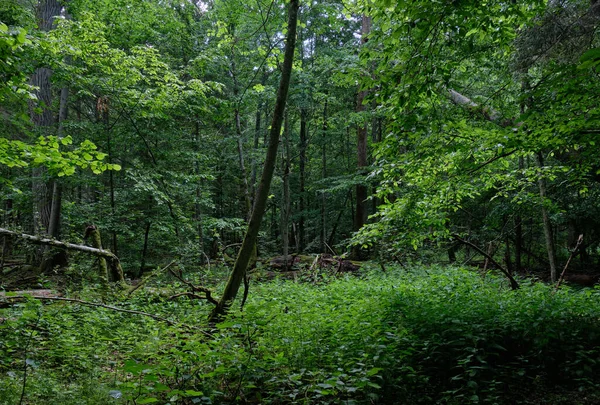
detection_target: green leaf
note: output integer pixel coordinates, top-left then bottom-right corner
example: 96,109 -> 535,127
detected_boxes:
137,398 -> 159,404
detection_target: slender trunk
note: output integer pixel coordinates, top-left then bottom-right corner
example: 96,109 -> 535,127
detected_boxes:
354,15 -> 371,235
139,222 -> 151,277
194,121 -> 204,254
108,150 -> 118,256
327,190 -> 350,248
515,156 -> 525,272
230,30 -> 252,220
47,86 -> 68,240
352,15 -> 371,259
504,221 -> 512,275
299,109 -> 307,252
537,152 -> 558,282
236,110 -> 252,219
251,101 -> 262,203
320,99 -> 328,252
281,114 -> 291,264
209,0 -> 299,322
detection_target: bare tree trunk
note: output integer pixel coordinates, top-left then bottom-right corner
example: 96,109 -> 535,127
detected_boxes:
299,108 -> 307,252
101,97 -> 119,257
354,15 -> 371,235
251,99 -> 263,203
281,114 -> 291,265
320,99 -> 328,252
30,0 -> 62,269
193,121 -> 204,254
139,222 -> 151,277
46,85 -> 69,242
209,0 -> 299,322
515,157 -> 525,272
537,152 -> 558,282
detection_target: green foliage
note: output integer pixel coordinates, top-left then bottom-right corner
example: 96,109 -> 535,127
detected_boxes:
2,266 -> 600,404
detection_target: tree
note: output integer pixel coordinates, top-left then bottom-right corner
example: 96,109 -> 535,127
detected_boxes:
209,0 -> 299,322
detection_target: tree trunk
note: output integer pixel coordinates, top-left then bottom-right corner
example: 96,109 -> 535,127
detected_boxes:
299,108 -> 307,252
281,114 -> 291,264
193,120 -> 204,255
321,99 -> 328,252
354,15 -> 371,235
514,157 -> 525,272
87,226 -> 109,283
209,0 -> 299,322
139,222 -> 151,277
537,152 -> 558,282
101,96 -> 119,257
30,0 -> 61,267
251,99 -> 263,204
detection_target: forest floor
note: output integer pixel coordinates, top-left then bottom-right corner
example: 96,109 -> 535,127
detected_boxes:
1,263 -> 600,404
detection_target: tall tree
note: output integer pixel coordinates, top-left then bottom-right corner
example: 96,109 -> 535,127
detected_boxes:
209,0 -> 299,322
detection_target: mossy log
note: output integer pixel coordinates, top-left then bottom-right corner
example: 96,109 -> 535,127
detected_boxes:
85,225 -> 124,283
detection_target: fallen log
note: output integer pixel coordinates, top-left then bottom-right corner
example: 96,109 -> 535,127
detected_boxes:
0,227 -> 124,278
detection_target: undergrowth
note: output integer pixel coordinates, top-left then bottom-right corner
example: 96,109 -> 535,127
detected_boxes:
1,265 -> 600,404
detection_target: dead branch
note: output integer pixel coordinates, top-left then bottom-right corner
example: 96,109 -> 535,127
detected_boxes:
0,227 -> 124,278
555,234 -> 584,291
0,227 -> 119,261
168,268 -> 218,305
452,234 -> 520,290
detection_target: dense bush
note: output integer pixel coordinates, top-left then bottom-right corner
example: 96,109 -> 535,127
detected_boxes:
1,266 -> 600,404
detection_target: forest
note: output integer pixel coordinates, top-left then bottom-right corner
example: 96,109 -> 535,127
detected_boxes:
2,0 -> 600,403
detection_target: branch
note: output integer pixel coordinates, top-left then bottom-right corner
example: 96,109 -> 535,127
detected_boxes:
555,234 -> 584,291
452,234 -> 520,290
0,227 -> 119,261
447,88 -> 521,129
168,268 -> 218,306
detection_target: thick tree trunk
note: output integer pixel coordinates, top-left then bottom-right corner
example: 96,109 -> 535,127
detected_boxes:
209,0 -> 299,322
30,0 -> 62,267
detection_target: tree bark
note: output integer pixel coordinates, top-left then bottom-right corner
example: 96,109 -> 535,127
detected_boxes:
321,99 -> 328,252
536,152 -> 558,282
298,21 -> 308,253
299,108 -> 307,252
209,0 -> 299,322
281,114 -> 291,265
354,15 -> 371,235
0,227 -> 121,263
86,226 -> 109,283
30,0 -> 62,269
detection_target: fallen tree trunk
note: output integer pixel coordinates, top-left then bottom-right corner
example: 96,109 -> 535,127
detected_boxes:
0,227 -> 124,278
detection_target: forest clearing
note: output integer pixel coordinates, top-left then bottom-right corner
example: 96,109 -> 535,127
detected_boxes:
3,0 -> 600,403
